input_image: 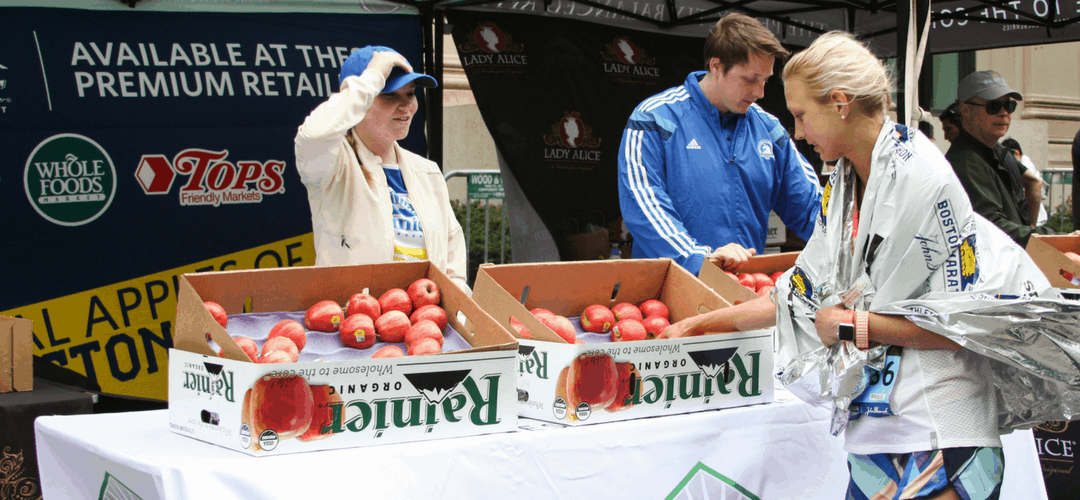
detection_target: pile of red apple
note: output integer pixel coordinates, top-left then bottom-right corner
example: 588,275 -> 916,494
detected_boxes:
202,278 -> 450,363
508,299 -> 671,344
581,299 -> 670,342
728,271 -> 783,298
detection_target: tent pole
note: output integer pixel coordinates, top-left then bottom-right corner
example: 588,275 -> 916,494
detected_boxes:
896,0 -> 910,126
423,6 -> 444,168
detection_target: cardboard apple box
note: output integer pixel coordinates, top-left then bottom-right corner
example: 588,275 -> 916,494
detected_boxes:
472,258 -> 773,426
698,252 -> 800,305
169,261 -> 519,456
0,316 -> 34,393
1026,235 -> 1080,301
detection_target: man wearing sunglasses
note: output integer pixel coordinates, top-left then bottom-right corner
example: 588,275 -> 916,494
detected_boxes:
945,70 -> 1060,246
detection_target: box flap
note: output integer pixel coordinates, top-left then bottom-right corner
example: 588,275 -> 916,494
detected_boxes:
1026,236 -> 1080,289
697,260 -> 758,305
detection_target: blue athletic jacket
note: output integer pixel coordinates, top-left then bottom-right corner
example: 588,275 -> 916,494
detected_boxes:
618,71 -> 822,274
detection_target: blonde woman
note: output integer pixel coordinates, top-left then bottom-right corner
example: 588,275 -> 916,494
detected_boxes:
295,46 -> 469,291
662,32 -> 1050,499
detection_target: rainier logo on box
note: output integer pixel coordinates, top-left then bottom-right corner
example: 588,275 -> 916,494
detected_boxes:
633,350 -> 763,407
180,361 -> 236,403
24,133 -> 117,226
326,371 -> 503,437
516,344 -> 549,380
134,148 -> 286,207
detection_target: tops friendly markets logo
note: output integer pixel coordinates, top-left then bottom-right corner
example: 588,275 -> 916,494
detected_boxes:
135,148 -> 286,206
24,134 -> 117,226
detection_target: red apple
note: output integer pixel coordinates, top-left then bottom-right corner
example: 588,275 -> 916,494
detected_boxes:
260,336 -> 299,363
580,304 -> 615,333
339,313 -> 376,349
611,302 -> 643,322
410,304 -> 448,331
258,350 -> 293,364
405,320 -> 444,349
346,292 -> 381,319
249,374 -> 314,440
758,285 -> 776,298
409,337 -> 442,356
566,353 -> 619,411
371,345 -> 405,358
379,288 -> 412,316
611,319 -> 647,342
305,300 -> 343,332
233,336 -> 259,362
642,316 -> 670,339
375,310 -> 411,343
737,273 -> 756,290
639,299 -> 669,320
407,278 -> 441,309
297,385 -> 343,442
509,317 -> 531,339
204,301 -> 228,329
530,308 -> 554,319
751,273 -> 774,291
540,314 -> 577,344
268,319 -> 307,352
770,271 -> 785,283
606,362 -> 640,412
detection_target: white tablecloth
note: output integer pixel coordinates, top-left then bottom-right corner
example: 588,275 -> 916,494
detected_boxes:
35,390 -> 1046,500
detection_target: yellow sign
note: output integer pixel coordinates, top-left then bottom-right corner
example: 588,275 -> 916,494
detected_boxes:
1,234 -> 316,400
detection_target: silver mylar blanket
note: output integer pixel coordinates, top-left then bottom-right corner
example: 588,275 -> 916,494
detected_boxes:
771,120 -> 1080,436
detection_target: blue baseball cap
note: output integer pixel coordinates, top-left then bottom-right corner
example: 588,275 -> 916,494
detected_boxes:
339,45 -> 437,92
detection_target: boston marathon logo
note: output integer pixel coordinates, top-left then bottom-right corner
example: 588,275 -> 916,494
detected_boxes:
324,370 -> 502,438
789,266 -> 815,307
819,177 -> 832,231
24,133 -> 117,226
135,148 -> 285,207
180,361 -> 236,403
543,111 -> 603,167
457,22 -> 527,69
601,36 -> 659,81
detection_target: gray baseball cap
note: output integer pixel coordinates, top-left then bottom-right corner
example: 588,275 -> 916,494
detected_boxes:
957,70 -> 1023,103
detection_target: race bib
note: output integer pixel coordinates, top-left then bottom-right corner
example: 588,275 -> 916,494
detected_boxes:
849,346 -> 903,419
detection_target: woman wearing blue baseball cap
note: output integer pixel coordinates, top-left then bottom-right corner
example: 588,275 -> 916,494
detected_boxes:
295,46 -> 469,292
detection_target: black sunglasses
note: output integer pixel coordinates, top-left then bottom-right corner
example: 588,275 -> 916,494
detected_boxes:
965,99 -> 1018,114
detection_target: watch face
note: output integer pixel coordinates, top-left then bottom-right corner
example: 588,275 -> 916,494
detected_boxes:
838,323 -> 855,342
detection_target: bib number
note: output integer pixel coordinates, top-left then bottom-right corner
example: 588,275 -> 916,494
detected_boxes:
850,346 -> 902,419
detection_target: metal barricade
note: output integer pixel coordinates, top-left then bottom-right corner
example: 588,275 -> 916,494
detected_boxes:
1042,167 -> 1074,230
444,169 -> 509,274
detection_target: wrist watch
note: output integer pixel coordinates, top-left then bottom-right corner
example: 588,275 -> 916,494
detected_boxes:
838,323 -> 855,342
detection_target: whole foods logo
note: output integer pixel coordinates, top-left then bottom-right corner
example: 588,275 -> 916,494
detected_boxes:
24,133 -> 117,226
543,112 -> 603,164
135,149 -> 285,207
458,23 -> 527,68
552,348 -> 761,422
601,36 -> 659,81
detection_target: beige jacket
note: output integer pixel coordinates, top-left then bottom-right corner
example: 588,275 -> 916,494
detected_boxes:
294,69 -> 469,292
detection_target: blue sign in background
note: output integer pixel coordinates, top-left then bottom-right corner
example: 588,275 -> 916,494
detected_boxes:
1,7 -> 427,309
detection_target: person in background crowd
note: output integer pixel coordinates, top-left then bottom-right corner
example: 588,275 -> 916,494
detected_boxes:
617,13 -> 821,275
665,31 -> 1016,500
294,46 -> 469,291
939,102 -> 962,143
945,70 -> 1072,246
917,120 -> 934,142
1000,137 -> 1047,226
1073,128 -> 1080,231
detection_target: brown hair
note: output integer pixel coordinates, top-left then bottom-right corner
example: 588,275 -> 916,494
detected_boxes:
345,129 -> 375,187
703,13 -> 789,73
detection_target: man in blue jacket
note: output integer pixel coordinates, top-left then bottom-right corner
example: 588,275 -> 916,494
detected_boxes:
618,13 -> 822,275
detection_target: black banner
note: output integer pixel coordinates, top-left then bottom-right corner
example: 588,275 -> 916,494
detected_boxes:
448,11 -> 798,258
1034,421 -> 1080,500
